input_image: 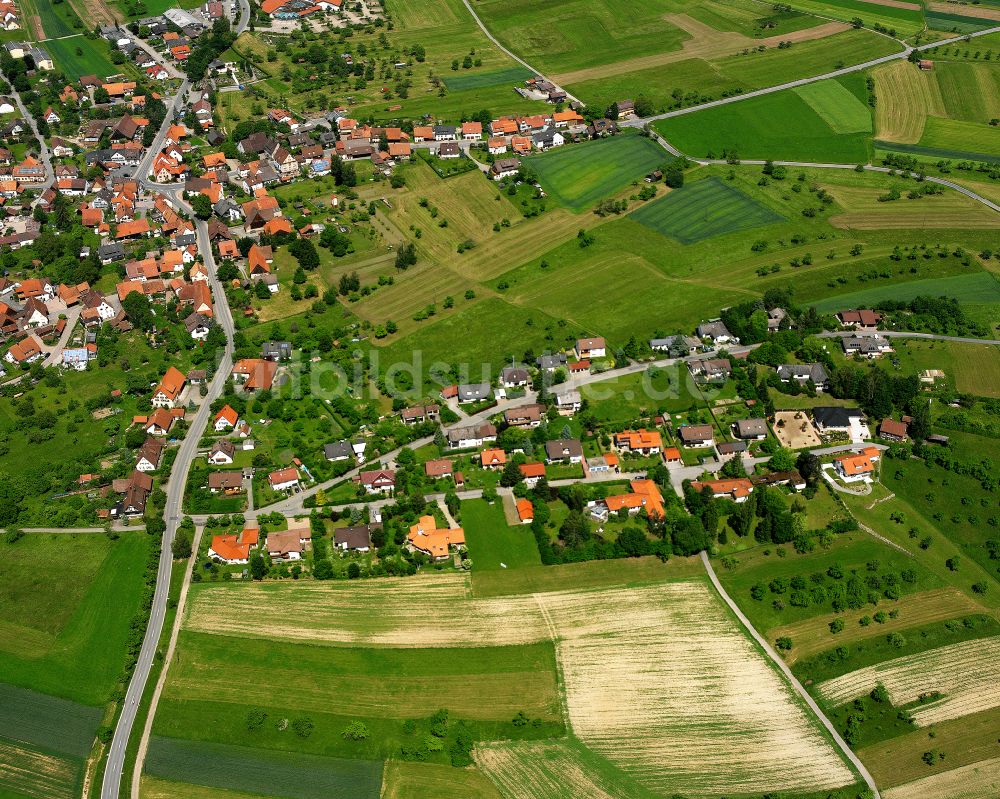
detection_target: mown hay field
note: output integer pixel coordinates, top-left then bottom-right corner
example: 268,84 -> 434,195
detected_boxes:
872,61 -> 945,143
145,737 -> 383,799
475,739 -> 653,799
443,65 -> 534,91
823,183 -> 1000,230
816,636 -> 1000,726
141,775 -> 268,799
526,134 -> 665,212
793,78 -> 873,134
0,740 -> 80,799
629,176 -> 784,244
883,755 -> 1000,799
381,760 -> 502,799
537,580 -> 856,795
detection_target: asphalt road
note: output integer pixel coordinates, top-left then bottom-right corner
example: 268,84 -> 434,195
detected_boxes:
819,330 -> 1000,346
11,87 -> 53,193
700,551 -> 882,798
627,25 -> 1000,126
101,94 -> 235,799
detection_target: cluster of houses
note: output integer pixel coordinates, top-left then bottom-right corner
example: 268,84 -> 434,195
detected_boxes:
0,0 -> 18,30
3,41 -> 53,71
261,0 -> 343,19
208,520 -> 314,564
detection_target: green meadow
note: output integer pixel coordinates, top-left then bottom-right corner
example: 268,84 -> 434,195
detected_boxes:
793,79 -> 872,135
806,272 -> 1000,312
45,35 -> 120,81
526,133 -> 666,211
655,80 -> 873,162
0,532 -> 152,705
461,498 -> 542,571
919,117 -> 1000,158
629,176 -> 785,244
443,65 -> 534,91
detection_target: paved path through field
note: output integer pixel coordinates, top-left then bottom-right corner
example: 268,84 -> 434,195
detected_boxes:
700,551 -> 883,798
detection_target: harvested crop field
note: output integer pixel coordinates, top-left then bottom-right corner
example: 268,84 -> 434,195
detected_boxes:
537,581 -> 855,794
184,574 -> 551,647
475,739 -> 647,799
0,740 -> 78,799
629,177 -> 783,244
382,761 -> 502,799
816,636 -> 1000,726
883,756 -> 1000,799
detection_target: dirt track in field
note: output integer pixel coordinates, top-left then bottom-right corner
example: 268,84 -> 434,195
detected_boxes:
551,16 -> 849,86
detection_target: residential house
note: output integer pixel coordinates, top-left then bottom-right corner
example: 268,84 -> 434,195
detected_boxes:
734,418 -> 768,440
400,404 -> 440,424
504,404 -> 545,428
545,439 -> 583,464
490,158 -> 520,180
879,418 -> 908,442
554,390 -> 582,415
261,341 -> 292,361
501,367 -> 529,388
615,430 -> 662,455
690,478 -> 754,502
213,404 -> 239,431
152,366 -> 186,408
407,515 -> 465,560
834,448 -> 880,483
458,383 -> 492,403
837,309 -> 882,329
689,358 -> 731,382
575,337 -> 606,359
357,469 -> 396,494
268,466 -> 300,492
776,363 -> 828,390
519,462 -> 546,487
678,424 -> 714,448
208,471 -> 244,494
324,440 -> 354,462
696,320 -> 734,345
207,439 -> 235,465
447,422 -> 497,449
424,459 -> 453,479
842,335 -> 892,359
334,524 -> 375,553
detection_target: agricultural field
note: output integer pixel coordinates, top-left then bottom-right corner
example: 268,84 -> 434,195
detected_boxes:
45,34 -> 121,81
144,737 -> 384,799
629,176 -> 785,244
381,761 -> 502,799
156,565 -> 860,797
0,532 -> 152,704
882,756 -> 1000,799
525,133 -> 666,211
655,76 -> 875,162
783,0 -> 926,36
823,183 -> 1000,229
805,272 -> 1000,313
31,0 -> 86,38
816,636 -> 1000,726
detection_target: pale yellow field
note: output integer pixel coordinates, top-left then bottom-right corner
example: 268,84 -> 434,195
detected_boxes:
817,636 -> 1000,726
825,184 -> 1000,230
884,757 -> 1000,799
872,61 -> 945,143
0,741 -> 77,799
475,740 -> 641,799
185,573 -> 550,647
141,775 -> 267,799
381,760 -> 503,799
537,581 -> 855,794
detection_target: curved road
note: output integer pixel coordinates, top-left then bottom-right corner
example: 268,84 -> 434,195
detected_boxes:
820,330 -> 1000,345
101,94 -> 236,799
700,551 -> 882,798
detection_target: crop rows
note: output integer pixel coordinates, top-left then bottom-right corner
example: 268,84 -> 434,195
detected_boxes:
537,581 -> 855,794
817,636 -> 1000,725
0,740 -> 78,799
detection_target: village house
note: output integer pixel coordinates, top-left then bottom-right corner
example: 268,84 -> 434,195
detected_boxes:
504,404 -> 545,428
734,418 -> 768,441
689,358 -> 731,383
837,309 -> 882,329
575,337 -> 606,360
208,527 -> 258,564
615,430 -> 663,455
480,448 -> 506,470
208,471 -> 244,494
152,366 -> 186,408
545,439 -> 583,464
424,459 -> 454,479
842,335 -> 892,359
834,447 -> 881,483
879,418 -> 909,442
678,424 -> 714,448
207,439 -> 236,465
447,422 -> 497,449
690,478 -> 754,502
400,403 -> 440,424
458,382 -> 492,403
356,469 -> 396,494
213,404 -> 239,431
407,515 -> 465,561
519,462 -> 546,487
324,440 -> 354,462
696,320 -> 735,345
554,390 -> 582,415
266,527 -> 310,561
268,467 -> 300,492
776,363 -> 828,391
135,437 -> 165,472
335,524 -> 376,553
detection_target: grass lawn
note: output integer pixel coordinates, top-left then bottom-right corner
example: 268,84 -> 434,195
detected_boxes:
629,176 -> 784,244
0,532 -> 152,705
580,366 -> 707,421
526,133 -> 665,212
145,737 -> 384,799
655,82 -> 872,162
44,34 -> 120,80
461,498 -> 541,571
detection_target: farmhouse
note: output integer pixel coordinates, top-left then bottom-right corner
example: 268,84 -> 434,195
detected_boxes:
135,438 -> 165,472
407,515 -> 465,560
152,366 -> 186,408
879,418 -> 909,442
